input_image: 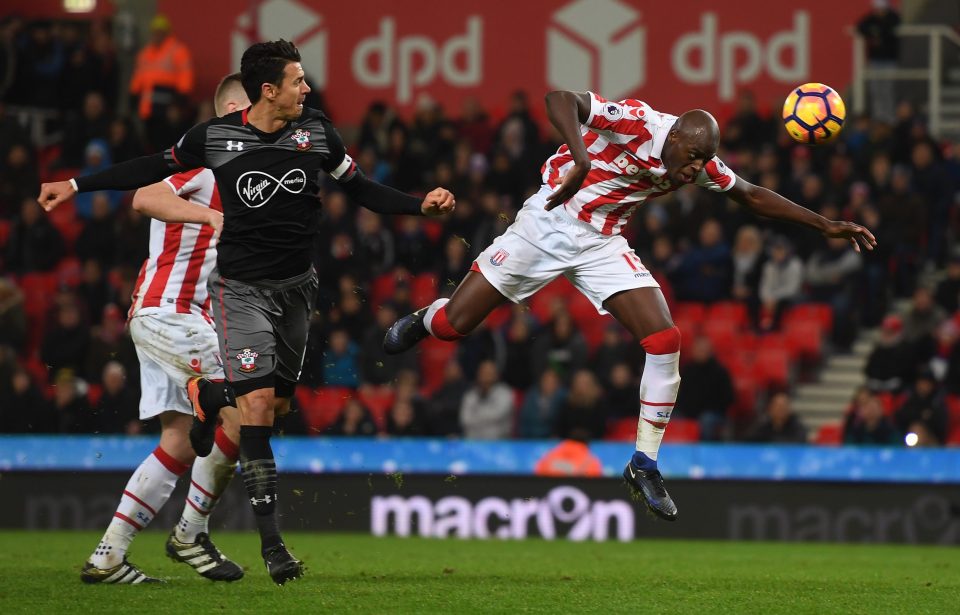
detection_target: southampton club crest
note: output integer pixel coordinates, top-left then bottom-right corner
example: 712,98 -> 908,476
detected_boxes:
291,128 -> 312,151
236,348 -> 259,373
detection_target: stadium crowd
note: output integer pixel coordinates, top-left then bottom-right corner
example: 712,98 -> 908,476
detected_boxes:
1,17 -> 958,445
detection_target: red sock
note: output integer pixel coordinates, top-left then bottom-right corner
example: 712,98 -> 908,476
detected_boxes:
429,304 -> 465,341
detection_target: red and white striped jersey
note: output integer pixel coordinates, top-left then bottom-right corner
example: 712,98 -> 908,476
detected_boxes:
541,92 -> 737,236
130,168 -> 221,319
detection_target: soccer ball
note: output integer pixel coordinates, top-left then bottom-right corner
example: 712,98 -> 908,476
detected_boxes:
782,83 -> 846,145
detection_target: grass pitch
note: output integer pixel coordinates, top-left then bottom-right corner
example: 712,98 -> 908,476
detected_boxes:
0,531 -> 957,614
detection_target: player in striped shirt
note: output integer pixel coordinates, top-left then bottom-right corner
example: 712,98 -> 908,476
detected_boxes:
80,74 -> 249,585
385,90 -> 876,521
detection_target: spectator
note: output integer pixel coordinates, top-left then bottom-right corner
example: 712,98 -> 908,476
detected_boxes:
386,399 -> 425,436
76,259 -> 112,326
554,369 -> 606,441
674,337 -> 734,440
0,278 -> 27,354
843,391 -> 899,445
130,14 -> 194,151
326,399 -> 378,437
675,219 -> 732,303
531,309 -> 588,382
534,435 -> 603,477
591,326 -> 630,387
439,234 -> 472,290
865,315 -> 914,393
354,208 -> 395,276
517,369 -> 566,439
502,310 -> 537,391
0,367 -> 56,432
894,367 -> 948,444
901,286 -> 947,343
731,225 -> 765,323
806,236 -> 862,349
359,304 -> 416,386
53,369 -> 91,433
74,140 -> 122,219
857,0 -> 900,123
60,91 -> 111,168
84,304 -> 137,383
321,329 -> 361,388
722,90 -> 772,152
425,360 -> 469,437
0,143 -> 40,208
41,300 -> 90,379
758,236 -> 803,331
6,198 -> 63,274
89,361 -> 138,434
747,392 -> 808,443
75,194 -> 118,268
459,360 -> 514,439
933,254 -> 960,314
604,362 -> 639,420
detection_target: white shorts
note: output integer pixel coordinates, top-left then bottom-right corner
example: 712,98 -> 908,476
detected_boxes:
475,187 -> 659,314
128,311 -> 225,419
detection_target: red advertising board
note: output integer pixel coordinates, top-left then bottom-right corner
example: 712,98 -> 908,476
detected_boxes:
155,0 -> 867,124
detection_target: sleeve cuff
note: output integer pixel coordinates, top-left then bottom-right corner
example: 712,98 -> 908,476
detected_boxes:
69,178 -> 78,192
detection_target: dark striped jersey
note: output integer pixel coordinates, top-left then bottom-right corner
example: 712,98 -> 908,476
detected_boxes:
165,107 -> 357,281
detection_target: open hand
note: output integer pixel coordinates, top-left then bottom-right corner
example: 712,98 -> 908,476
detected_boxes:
37,180 -> 76,212
823,220 -> 877,253
421,187 -> 456,217
544,162 -> 589,210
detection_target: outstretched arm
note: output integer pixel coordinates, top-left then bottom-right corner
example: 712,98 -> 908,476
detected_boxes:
544,90 -> 592,210
38,153 -> 176,211
338,169 -> 454,217
727,176 -> 877,252
132,181 -> 223,238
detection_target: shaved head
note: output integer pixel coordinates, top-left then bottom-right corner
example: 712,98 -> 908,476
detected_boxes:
661,109 -> 721,185
674,109 -> 720,151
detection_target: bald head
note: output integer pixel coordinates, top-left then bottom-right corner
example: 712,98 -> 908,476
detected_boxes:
661,109 -> 721,185
674,109 -> 720,151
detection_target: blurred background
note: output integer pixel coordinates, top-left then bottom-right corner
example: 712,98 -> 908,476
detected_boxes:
1,0 -> 959,542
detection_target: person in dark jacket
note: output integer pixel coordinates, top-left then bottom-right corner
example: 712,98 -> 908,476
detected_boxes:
844,391 -> 899,445
747,392 -> 807,443
893,367 -> 948,444
674,337 -> 734,440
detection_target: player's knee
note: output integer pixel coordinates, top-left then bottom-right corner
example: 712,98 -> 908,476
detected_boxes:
640,325 -> 681,355
273,397 -> 292,417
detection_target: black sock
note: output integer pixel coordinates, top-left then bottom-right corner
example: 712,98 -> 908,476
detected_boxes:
198,379 -> 236,416
239,425 -> 282,554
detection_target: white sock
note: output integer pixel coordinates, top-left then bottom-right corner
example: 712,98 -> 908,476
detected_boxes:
423,298 -> 450,337
636,350 -> 681,462
90,447 -> 188,568
175,427 -> 238,544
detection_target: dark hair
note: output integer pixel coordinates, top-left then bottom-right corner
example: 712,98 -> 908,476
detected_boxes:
240,40 -> 301,104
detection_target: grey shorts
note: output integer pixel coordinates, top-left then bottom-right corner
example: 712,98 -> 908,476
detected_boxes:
208,268 -> 318,397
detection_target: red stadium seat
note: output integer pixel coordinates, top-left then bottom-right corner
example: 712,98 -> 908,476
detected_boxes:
528,278 -> 575,324
56,257 -> 83,288
945,395 -> 960,445
784,303 -> 833,332
672,302 -> 706,323
661,419 -> 700,443
815,423 -> 842,445
87,383 -> 103,408
370,272 -> 398,307
703,318 -> 739,351
295,386 -> 353,434
20,272 -> 58,320
410,273 -> 438,307
358,386 -> 396,430
0,219 -> 9,247
755,347 -> 790,387
485,304 -> 512,330
783,319 -> 824,361
731,375 -> 760,418
706,301 -> 748,328
604,417 -> 636,442
419,337 -> 458,394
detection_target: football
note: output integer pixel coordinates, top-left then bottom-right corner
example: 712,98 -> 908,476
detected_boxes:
782,83 -> 846,145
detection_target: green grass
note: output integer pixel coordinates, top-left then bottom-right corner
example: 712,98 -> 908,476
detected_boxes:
0,532 -> 957,614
